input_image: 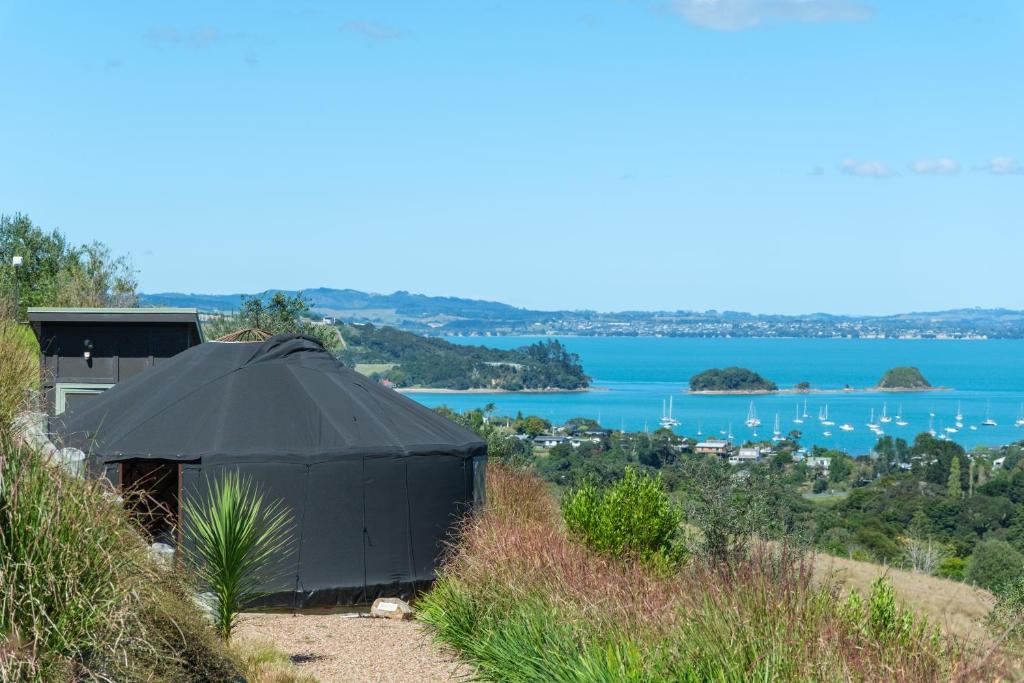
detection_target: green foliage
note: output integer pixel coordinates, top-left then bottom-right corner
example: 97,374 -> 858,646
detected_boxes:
562,467 -> 683,565
989,576 -> 1024,642
947,456 -> 963,499
340,324 -> 589,390
935,556 -> 967,580
182,471 -> 294,640
435,406 -> 533,466
0,213 -> 138,318
204,291 -> 342,353
812,478 -> 828,494
688,366 -> 777,392
839,578 -> 935,649
0,435 -> 238,681
678,458 -> 790,561
877,366 -> 931,389
965,539 -> 1024,592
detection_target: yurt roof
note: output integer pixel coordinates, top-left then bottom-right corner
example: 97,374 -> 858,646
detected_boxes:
57,334 -> 485,463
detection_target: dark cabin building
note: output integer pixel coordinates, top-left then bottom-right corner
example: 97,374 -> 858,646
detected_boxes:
58,333 -> 486,607
28,307 -> 203,416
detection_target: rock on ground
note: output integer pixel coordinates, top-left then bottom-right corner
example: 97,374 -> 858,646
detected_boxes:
235,612 -> 471,683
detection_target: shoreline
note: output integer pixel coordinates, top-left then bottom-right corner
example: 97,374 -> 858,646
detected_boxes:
687,386 -> 951,396
397,386 -> 600,395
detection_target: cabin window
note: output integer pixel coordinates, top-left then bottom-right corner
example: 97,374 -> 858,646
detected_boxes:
55,382 -> 114,415
121,461 -> 180,546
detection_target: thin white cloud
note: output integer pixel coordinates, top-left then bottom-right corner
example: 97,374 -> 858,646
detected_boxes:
671,0 -> 873,31
146,26 -> 222,47
839,159 -> 895,178
341,21 -> 404,42
910,158 -> 959,175
981,156 -> 1023,175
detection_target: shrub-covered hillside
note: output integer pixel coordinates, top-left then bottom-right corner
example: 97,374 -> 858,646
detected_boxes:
689,366 -> 777,392
878,366 -> 932,389
340,323 -> 590,390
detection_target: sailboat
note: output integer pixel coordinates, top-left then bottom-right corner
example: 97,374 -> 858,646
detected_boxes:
772,413 -> 782,441
727,423 -> 734,441
820,404 -> 835,427
1016,404 -> 1024,428
660,396 -> 679,428
928,414 -> 936,437
696,420 -> 703,437
866,408 -> 879,430
745,402 -> 761,428
895,403 -> 909,427
982,402 -> 997,427
839,422 -> 854,432
793,403 -> 804,425
955,402 -> 964,427
802,399 -> 809,420
879,403 -> 892,424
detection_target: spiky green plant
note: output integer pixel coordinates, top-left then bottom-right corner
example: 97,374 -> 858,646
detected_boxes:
182,472 -> 293,641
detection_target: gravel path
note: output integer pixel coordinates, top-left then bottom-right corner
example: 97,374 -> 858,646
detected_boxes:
235,612 -> 473,683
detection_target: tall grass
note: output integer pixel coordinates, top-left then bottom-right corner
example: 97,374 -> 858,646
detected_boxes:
183,471 -> 294,641
0,315 -> 240,681
419,465 -> 1006,682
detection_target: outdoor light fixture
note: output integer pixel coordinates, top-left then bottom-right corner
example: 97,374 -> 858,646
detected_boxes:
83,339 -> 94,361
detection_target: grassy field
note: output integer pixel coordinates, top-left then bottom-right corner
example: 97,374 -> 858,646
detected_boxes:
419,465 -> 1018,682
353,362 -> 397,377
814,553 -> 997,643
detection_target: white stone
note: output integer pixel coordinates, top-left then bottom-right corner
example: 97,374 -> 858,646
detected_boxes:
370,597 -> 413,620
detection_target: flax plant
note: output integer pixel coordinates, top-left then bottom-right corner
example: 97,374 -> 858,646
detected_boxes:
183,472 -> 293,641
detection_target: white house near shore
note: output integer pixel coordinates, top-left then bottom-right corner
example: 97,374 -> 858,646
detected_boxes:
728,447 -> 763,466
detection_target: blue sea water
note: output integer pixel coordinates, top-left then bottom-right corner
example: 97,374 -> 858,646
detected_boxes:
407,337 -> 1024,454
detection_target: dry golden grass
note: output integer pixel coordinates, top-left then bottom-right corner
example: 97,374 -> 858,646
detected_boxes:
814,553 -> 997,643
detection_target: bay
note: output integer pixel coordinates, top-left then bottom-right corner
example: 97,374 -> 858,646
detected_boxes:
406,337 -> 1024,454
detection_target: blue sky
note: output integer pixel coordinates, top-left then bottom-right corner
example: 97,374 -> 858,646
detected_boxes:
1,1 -> 1021,314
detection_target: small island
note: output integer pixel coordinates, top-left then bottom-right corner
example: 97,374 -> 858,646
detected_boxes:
689,367 -> 778,393
876,366 -> 932,391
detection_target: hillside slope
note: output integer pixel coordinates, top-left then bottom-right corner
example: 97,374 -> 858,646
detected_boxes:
814,553 -> 995,642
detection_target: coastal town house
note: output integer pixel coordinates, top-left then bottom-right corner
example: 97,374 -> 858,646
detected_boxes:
728,447 -> 763,466
694,439 -> 732,457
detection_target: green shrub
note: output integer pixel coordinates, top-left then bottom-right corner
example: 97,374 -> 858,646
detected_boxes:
965,539 -> 1024,591
182,471 -> 294,641
561,467 -> 683,565
989,576 -> 1024,642
935,556 -> 967,581
812,478 -> 828,494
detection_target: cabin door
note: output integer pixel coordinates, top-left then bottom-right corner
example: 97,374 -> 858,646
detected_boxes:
120,460 -> 182,546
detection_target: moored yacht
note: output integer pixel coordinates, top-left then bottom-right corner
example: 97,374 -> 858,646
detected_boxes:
1015,404 -> 1024,428
745,401 -> 761,428
820,404 -> 835,427
982,403 -> 997,427
894,403 -> 909,427
879,403 -> 892,424
839,422 -> 854,432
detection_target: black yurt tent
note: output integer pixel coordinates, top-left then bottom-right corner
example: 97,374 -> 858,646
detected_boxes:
57,333 -> 486,607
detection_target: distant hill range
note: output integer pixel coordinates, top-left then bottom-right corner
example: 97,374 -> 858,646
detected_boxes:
140,289 -> 1024,338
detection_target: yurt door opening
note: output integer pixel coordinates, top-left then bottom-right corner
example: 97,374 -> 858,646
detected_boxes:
120,460 -> 183,546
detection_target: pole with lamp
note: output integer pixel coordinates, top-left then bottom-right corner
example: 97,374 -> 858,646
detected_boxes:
11,255 -> 23,321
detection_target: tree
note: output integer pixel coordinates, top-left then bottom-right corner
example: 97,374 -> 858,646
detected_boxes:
206,291 -> 342,353
966,539 -> 1024,591
947,457 -> 962,499
0,213 -> 137,318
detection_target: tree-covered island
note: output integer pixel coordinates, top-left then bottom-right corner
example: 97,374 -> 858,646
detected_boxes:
688,366 -> 778,393
876,366 -> 932,390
